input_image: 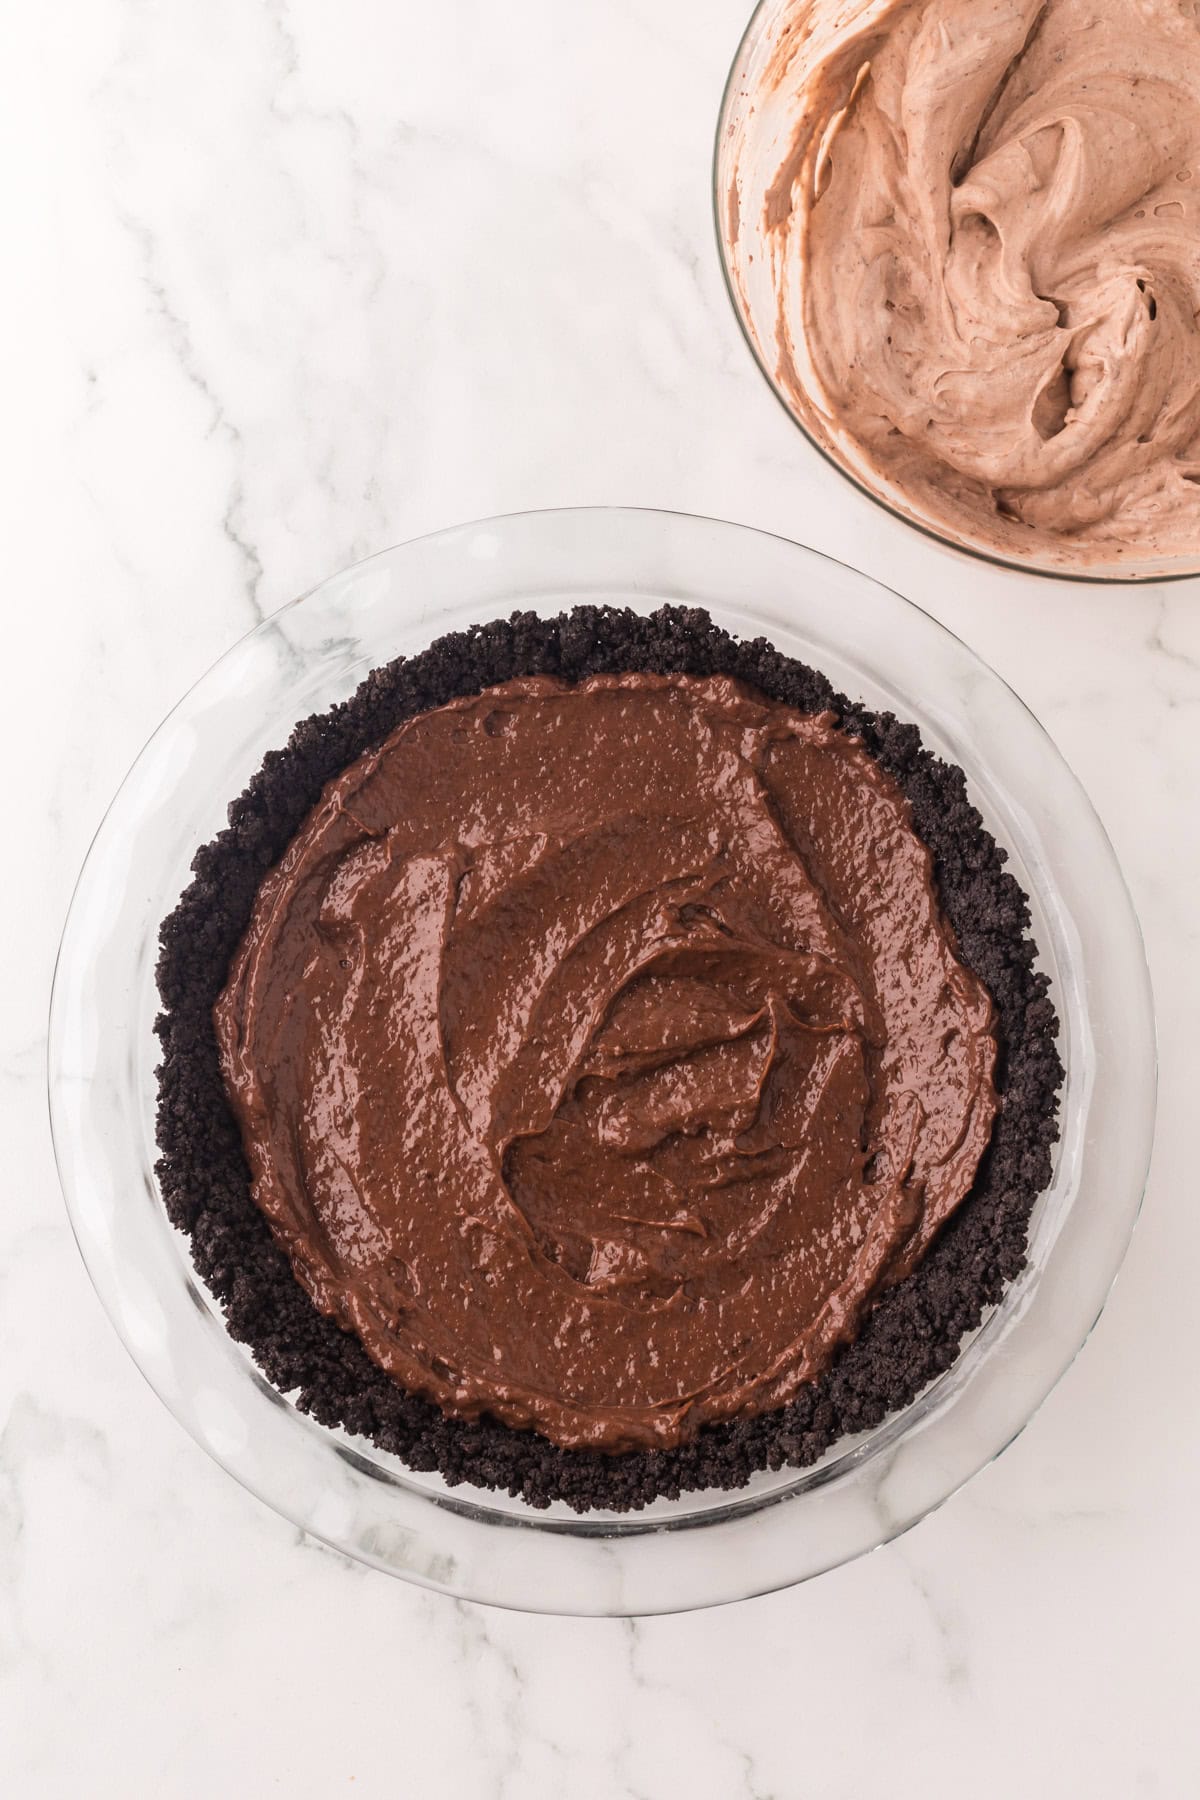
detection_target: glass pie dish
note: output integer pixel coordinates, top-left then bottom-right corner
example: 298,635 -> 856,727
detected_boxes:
48,508 -> 1155,1613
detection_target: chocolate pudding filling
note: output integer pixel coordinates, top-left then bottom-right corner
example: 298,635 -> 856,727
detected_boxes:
215,674 -> 997,1452
156,607 -> 1062,1510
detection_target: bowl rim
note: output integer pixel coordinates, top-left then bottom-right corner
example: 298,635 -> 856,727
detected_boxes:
711,0 -> 1200,586
47,506 -> 1157,1612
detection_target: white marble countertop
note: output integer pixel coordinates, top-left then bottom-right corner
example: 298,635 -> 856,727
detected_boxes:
6,1 -> 1199,1793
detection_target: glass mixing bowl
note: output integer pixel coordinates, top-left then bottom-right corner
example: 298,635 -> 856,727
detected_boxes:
714,0 -> 1200,583
49,508 -> 1154,1613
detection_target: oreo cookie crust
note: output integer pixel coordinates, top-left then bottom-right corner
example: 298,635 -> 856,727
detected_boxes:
155,605 -> 1063,1513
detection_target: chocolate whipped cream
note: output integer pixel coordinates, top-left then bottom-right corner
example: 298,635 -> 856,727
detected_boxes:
215,673 -> 997,1452
728,0 -> 1200,570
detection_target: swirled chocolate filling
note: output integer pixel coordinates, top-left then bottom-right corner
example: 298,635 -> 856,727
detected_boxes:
215,672 -> 997,1452
727,0 -> 1200,569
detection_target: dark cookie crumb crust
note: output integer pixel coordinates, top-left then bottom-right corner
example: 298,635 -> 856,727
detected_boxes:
156,605 -> 1063,1513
